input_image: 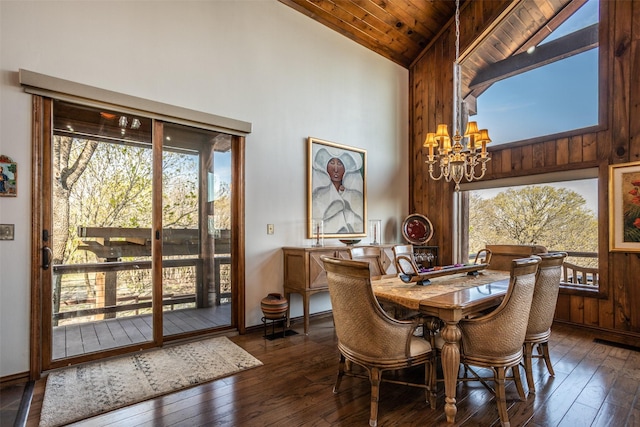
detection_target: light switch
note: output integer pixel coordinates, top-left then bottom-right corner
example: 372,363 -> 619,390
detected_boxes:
267,224 -> 274,235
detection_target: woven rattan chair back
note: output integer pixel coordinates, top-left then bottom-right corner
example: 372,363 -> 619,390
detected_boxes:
321,256 -> 435,427
523,252 -> 567,393
459,256 -> 540,427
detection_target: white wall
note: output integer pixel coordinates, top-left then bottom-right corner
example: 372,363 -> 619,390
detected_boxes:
0,0 -> 408,377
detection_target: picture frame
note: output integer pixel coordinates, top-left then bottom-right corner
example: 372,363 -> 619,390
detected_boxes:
0,155 -> 17,197
307,137 -> 366,239
609,161 -> 640,252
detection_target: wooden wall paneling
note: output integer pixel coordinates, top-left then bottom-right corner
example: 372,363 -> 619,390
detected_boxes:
521,144 -> 533,170
414,56 -> 431,215
409,72 -> 420,212
488,150 -> 501,178
611,0 -> 632,163
532,141 -> 545,168
627,2 -> 640,333
556,137 -> 569,165
582,132 -> 597,162
555,294 -> 571,321
569,134 -> 583,163
582,297 -> 600,326
544,139 -> 557,168
500,148 -> 511,174
597,294 -> 615,329
569,295 -> 585,324
407,0 -> 640,342
628,254 -> 640,333
610,252 -> 628,330
413,55 -> 427,215
597,160 -> 613,328
599,0 -> 612,134
618,252 -> 633,331
511,145 -> 522,172
629,0 -> 640,161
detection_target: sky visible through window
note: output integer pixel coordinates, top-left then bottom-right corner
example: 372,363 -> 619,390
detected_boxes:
470,0 -> 599,146
468,0 -> 600,213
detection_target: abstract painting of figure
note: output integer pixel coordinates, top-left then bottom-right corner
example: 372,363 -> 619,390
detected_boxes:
308,138 -> 366,238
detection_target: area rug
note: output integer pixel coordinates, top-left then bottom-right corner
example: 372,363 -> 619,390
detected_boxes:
39,336 -> 262,427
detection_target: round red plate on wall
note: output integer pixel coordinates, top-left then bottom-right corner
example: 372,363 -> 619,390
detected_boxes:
402,213 -> 434,245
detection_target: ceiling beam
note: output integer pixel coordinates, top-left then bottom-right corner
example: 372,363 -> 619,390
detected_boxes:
469,23 -> 598,90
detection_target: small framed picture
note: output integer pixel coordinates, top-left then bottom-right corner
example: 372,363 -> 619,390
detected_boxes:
0,155 -> 17,197
609,161 -> 640,252
307,137 -> 366,238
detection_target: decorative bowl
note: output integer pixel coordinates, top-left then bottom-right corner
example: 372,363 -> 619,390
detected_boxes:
339,239 -> 362,246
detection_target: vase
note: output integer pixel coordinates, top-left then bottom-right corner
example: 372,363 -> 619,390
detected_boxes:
260,293 -> 289,320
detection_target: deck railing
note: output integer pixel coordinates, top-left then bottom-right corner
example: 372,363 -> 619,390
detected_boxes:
553,250 -> 599,288
469,249 -> 599,288
52,256 -> 231,324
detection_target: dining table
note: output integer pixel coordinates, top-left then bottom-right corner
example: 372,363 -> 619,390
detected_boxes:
372,268 -> 511,424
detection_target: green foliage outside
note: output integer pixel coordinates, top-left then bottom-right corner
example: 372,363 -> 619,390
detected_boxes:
54,136 -> 232,321
468,185 -> 598,267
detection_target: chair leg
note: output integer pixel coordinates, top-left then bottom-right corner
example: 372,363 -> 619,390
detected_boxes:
512,364 -> 527,401
333,354 -> 346,393
494,367 -> 511,427
523,341 -> 536,393
369,368 -> 382,427
540,342 -> 555,376
425,359 -> 437,409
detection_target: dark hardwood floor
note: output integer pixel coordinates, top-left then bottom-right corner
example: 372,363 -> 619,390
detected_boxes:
3,316 -> 639,426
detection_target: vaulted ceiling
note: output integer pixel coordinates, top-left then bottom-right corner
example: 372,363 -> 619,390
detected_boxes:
277,0 -> 593,99
278,0 -> 459,68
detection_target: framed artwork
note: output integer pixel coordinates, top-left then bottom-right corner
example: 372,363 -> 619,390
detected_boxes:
0,155 -> 17,197
609,161 -> 640,252
307,137 -> 366,239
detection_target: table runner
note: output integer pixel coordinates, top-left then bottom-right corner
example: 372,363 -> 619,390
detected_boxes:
372,269 -> 509,310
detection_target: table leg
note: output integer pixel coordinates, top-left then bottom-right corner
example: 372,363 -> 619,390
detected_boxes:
302,293 -> 310,335
285,291 -> 292,328
440,321 -> 462,423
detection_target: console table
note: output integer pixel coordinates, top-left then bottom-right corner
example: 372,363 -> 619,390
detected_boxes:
282,244 -> 399,334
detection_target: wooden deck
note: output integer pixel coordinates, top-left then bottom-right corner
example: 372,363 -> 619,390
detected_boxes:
52,304 -> 232,359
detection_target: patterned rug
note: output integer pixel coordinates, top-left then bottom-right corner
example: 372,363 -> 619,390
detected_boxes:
39,336 -> 263,427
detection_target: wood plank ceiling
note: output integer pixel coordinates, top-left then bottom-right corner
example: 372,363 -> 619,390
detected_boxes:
278,0 -> 458,68
278,0 -> 589,99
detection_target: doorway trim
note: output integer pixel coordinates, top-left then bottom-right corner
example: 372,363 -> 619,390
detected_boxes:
23,71 -> 251,380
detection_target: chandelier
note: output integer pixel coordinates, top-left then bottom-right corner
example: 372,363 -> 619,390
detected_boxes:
423,0 -> 491,191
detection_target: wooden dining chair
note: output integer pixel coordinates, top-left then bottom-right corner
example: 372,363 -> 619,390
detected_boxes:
457,256 -> 540,427
348,246 -> 386,278
392,244 -> 421,276
321,256 -> 436,427
523,252 -> 567,393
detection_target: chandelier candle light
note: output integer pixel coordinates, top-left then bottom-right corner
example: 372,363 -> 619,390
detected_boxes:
423,0 -> 491,191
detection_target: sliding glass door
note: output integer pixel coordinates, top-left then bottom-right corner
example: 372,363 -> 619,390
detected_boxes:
42,100 -> 234,369
160,123 -> 233,338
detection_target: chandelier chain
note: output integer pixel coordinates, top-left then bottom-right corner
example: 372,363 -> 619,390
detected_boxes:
423,0 -> 491,191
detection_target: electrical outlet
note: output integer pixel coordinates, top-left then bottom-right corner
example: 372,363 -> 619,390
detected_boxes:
267,224 -> 274,235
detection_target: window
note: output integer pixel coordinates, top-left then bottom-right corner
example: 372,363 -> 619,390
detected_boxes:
467,0 -> 600,145
464,174 -> 599,290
